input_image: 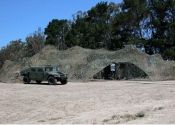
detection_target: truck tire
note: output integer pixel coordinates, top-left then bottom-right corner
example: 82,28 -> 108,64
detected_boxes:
23,75 -> 31,84
48,76 -> 57,85
61,79 -> 67,85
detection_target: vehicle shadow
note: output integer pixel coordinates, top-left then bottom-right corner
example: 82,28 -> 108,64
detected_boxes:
26,82 -> 65,86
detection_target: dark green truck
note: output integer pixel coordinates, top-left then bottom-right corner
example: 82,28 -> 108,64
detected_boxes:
20,65 -> 68,85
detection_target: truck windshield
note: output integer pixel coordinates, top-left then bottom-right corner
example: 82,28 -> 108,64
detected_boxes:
45,67 -> 58,72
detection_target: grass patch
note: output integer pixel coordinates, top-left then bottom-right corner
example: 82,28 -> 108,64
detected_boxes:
49,117 -> 62,121
121,114 -> 136,120
136,111 -> 145,118
103,119 -> 110,123
103,111 -> 145,124
38,120 -> 45,122
157,106 -> 164,110
111,114 -> 118,119
154,106 -> 164,111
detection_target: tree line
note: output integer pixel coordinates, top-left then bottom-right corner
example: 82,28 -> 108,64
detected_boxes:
1,0 -> 175,68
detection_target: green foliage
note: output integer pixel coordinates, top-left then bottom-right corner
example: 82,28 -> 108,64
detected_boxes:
26,27 -> 45,57
66,2 -> 122,50
136,111 -> 145,117
121,114 -> 135,119
102,117 -> 111,123
0,39 -> 26,68
163,49 -> 175,60
44,19 -> 69,49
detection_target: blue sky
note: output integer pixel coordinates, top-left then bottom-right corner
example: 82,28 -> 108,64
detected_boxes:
0,0 -> 122,49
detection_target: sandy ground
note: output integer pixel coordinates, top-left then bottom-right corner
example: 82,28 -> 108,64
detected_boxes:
0,80 -> 175,124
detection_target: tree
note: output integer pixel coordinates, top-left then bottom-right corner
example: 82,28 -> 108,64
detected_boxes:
67,2 -> 122,50
0,39 -> 26,68
144,0 -> 175,59
86,1 -> 110,48
66,11 -> 88,48
26,27 -> 45,57
44,19 -> 69,49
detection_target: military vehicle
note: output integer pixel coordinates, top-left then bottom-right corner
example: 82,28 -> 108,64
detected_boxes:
20,65 -> 68,85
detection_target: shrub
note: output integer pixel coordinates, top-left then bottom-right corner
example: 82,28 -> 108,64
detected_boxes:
136,111 -> 145,117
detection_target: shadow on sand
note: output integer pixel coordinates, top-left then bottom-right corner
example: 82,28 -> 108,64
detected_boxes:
24,82 -> 65,86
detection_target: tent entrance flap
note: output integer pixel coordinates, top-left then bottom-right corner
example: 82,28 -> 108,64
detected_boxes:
93,62 -> 148,80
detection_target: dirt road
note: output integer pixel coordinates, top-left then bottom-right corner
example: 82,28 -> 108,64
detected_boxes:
0,80 -> 175,124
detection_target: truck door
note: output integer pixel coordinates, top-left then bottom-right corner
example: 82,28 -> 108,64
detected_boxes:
37,68 -> 44,80
30,68 -> 36,79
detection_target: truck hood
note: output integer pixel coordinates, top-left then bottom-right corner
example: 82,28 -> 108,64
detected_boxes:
57,71 -> 68,75
46,71 -> 67,75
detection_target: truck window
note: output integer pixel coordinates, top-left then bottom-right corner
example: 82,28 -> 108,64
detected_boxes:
53,67 -> 57,72
31,68 -> 36,72
46,67 -> 50,72
38,69 -> 43,72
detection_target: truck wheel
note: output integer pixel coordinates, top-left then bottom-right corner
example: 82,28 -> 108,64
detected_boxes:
48,76 -> 57,85
61,80 -> 67,85
36,80 -> 42,84
23,75 -> 31,84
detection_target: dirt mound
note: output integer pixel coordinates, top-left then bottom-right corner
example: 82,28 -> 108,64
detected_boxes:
0,45 -> 175,83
